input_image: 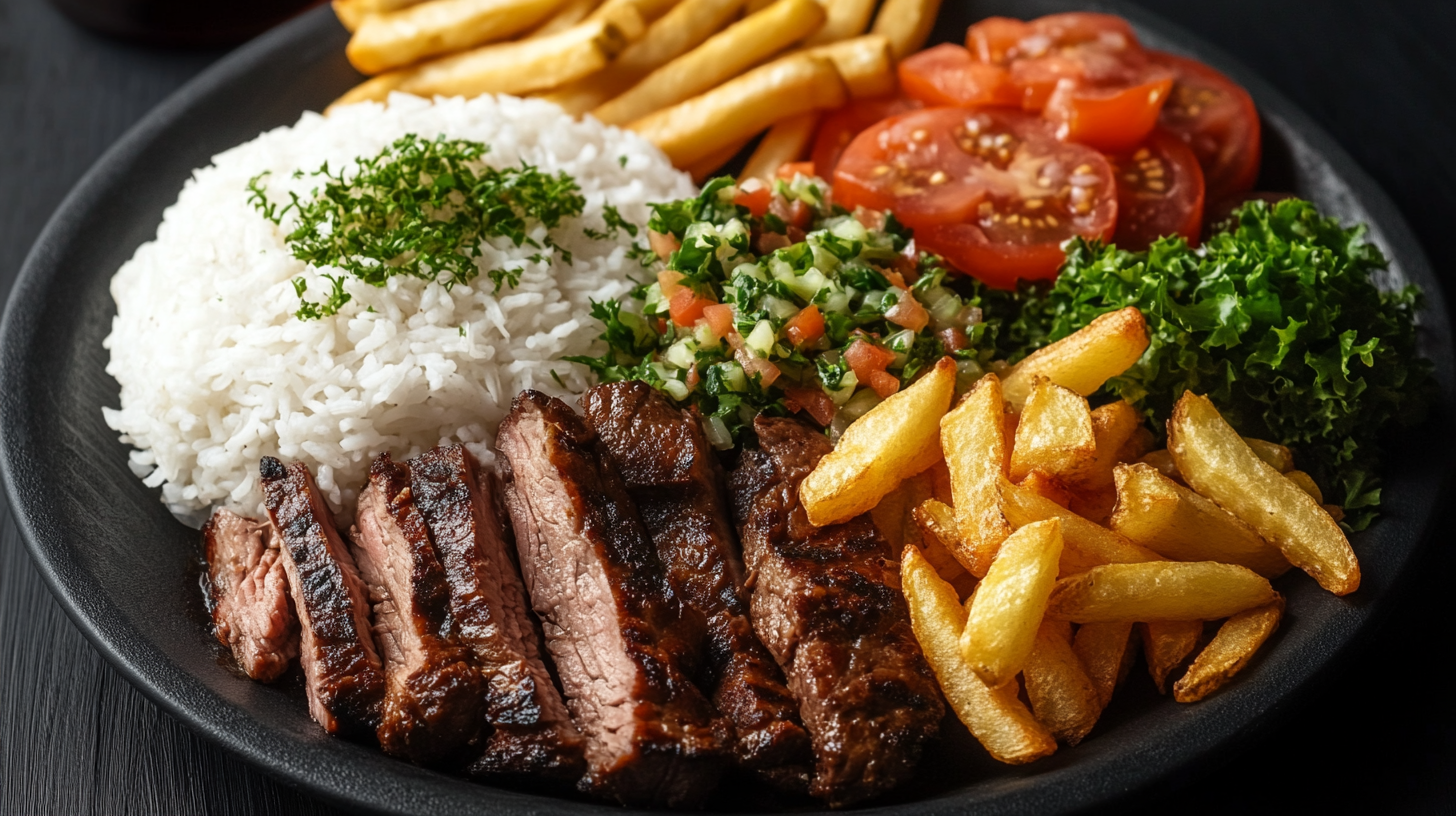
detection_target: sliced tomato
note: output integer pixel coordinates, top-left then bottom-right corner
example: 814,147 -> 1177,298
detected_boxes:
1110,128 -> 1205,251
1148,50 -> 1261,202
732,178 -> 771,217
811,95 -> 922,178
783,304 -> 825,347
1043,70 -> 1173,152
668,287 -> 714,327
899,44 -> 1019,108
700,303 -> 735,341
968,12 -> 1147,111
833,107 -> 1117,288
866,370 -> 901,399
844,339 -> 896,384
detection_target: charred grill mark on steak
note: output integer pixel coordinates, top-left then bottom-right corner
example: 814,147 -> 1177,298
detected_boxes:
582,382 -> 812,788
351,453 -> 486,765
203,509 -> 299,683
497,391 -> 730,807
728,417 -> 945,806
260,456 -> 385,739
409,444 -> 585,779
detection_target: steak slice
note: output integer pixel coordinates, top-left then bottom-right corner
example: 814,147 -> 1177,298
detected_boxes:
497,390 -> 730,807
409,444 -> 585,779
728,417 -> 945,806
351,453 -> 486,765
203,508 -> 298,682
260,456 -> 385,739
582,381 -> 812,787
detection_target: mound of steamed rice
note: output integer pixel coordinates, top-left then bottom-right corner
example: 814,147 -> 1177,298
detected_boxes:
103,93 -> 694,526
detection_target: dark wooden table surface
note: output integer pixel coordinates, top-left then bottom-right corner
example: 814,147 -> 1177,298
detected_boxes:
3,0 -> 1455,812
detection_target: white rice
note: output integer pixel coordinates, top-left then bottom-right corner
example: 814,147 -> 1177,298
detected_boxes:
102,93 -> 694,526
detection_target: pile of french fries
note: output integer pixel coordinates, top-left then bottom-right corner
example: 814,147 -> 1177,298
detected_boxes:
329,0 -> 944,179
803,306 -> 1361,761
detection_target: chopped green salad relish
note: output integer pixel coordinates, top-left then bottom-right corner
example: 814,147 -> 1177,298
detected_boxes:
567,175 -> 997,447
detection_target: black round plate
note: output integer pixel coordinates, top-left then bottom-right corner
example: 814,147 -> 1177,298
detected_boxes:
2,2 -> 1452,814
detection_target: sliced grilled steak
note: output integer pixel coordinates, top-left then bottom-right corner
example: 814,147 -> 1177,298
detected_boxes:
497,391 -> 730,807
260,456 -> 385,739
409,444 -> 585,779
583,382 -> 812,788
729,417 -> 944,806
351,453 -> 485,765
203,508 -> 298,682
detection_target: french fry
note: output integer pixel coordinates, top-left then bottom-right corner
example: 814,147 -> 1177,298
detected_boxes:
902,546 -> 1057,764
1046,561 -> 1276,623
626,53 -> 847,167
741,113 -> 819,181
333,0 -> 427,32
800,34 -> 897,98
941,374 -> 1012,577
1072,621 -> 1134,706
336,18 -> 633,104
1285,470 -> 1322,503
1244,438 -> 1294,473
1066,400 -> 1145,493
586,0 -> 680,25
1022,619 -> 1102,745
524,0 -> 603,38
1137,449 -> 1180,481
1000,479 -> 1162,575
745,0 -> 775,11
1018,469 -> 1075,509
594,0 -> 827,126
1168,392 -> 1360,596
1173,596 -> 1283,703
1108,463 -> 1291,578
804,0 -> 877,45
869,0 -> 942,58
1116,425 -> 1156,464
540,0 -> 744,115
914,498 -> 983,581
960,519 -> 1064,686
902,497 -> 977,597
800,358 -> 954,526
1001,308 -> 1149,411
1010,378 -> 1097,482
346,0 -> 567,74
685,137 -> 750,183
1140,620 -> 1202,693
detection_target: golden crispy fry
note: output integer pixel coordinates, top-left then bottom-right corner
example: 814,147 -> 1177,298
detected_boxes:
869,0 -> 942,57
1168,392 -> 1360,595
800,358 -> 955,527
1023,619 -> 1102,745
1047,561 -> 1276,623
873,471 -> 928,551
541,0 -> 742,114
1018,469 -> 1075,509
740,113 -> 820,180
626,53 -> 847,167
594,0 -> 826,126
524,0 -> 603,38
1325,504 -> 1346,523
960,519 -> 1064,686
586,0 -> 679,25
1244,438 -> 1294,473
1137,449 -> 1180,481
902,547 -> 1057,764
927,459 -> 954,504
745,0 -> 775,11
1108,463 -> 1291,578
1116,426 -> 1156,464
1072,621 -> 1133,706
684,137 -> 750,183
333,0 -> 425,32
1064,400 -> 1144,493
1002,308 -> 1149,411
941,374 -> 1013,577
1140,620 -> 1203,694
1173,596 -> 1284,703
804,0 -> 877,45
1285,470 -> 1322,503
347,0 -> 567,75
799,34 -> 896,98
914,498 -> 982,583
1010,378 -> 1097,482
336,18 -> 632,105
1000,479 -> 1162,575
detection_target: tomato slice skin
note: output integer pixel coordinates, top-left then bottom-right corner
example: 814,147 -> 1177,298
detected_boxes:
1110,127 -> 1205,251
833,107 -> 1117,287
732,179 -> 771,217
1148,50 -> 1261,202
811,95 -> 922,178
968,12 -> 1147,111
899,43 -> 1020,108
1044,72 -> 1173,152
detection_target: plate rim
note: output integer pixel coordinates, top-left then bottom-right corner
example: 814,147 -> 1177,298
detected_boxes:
1,3 -> 1450,814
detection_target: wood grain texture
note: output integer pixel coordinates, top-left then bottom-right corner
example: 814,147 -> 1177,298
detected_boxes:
0,0 -> 1454,813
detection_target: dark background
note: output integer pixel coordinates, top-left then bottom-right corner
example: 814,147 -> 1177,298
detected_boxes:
2,0 -> 1454,812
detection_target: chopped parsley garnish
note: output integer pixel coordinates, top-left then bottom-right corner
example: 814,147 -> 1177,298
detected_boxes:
248,134 -> 586,319
986,198 -> 1432,530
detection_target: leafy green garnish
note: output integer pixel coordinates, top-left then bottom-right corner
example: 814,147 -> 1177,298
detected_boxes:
993,199 -> 1431,530
249,134 -> 586,319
